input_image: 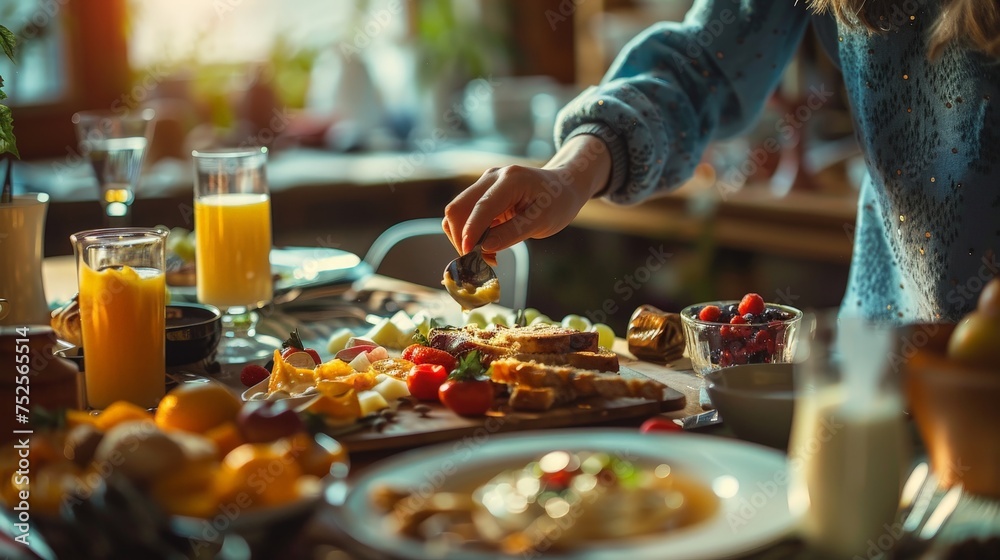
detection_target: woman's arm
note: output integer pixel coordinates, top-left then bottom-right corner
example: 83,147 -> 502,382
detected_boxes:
444,0 -> 813,255
558,0 -> 812,203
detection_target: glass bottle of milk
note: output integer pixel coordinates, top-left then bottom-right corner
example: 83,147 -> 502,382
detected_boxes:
787,315 -> 910,559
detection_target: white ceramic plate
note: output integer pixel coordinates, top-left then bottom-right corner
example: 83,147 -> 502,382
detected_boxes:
170,247 -> 371,301
330,429 -> 799,560
240,376 -> 317,406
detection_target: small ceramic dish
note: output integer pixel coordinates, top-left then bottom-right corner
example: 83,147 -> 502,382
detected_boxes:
903,322 -> 1000,499
55,303 -> 221,369
165,303 -> 222,366
705,363 -> 796,449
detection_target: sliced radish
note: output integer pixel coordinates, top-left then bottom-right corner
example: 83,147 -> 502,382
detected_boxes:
347,336 -> 377,348
285,351 -> 317,369
335,344 -> 377,362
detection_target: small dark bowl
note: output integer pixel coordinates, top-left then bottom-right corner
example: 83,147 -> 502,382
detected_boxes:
705,363 -> 796,449
57,304 -> 221,369
165,303 -> 221,367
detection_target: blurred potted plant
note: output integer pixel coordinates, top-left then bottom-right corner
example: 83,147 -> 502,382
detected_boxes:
0,23 -> 18,203
409,0 -> 507,136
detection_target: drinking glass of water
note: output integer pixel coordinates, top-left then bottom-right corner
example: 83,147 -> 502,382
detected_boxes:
72,109 -> 156,227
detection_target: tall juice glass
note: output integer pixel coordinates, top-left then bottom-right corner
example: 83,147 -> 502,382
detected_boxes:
192,147 -> 273,363
71,228 -> 168,409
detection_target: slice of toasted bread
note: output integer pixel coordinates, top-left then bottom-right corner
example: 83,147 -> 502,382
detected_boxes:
508,386 -> 557,411
490,358 -> 664,402
490,324 -> 599,354
428,324 -> 599,360
511,350 -> 619,372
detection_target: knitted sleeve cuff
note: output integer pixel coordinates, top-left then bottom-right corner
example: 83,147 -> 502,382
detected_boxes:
562,123 -> 629,198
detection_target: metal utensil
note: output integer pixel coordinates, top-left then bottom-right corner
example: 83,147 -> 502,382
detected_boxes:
443,228 -> 499,309
673,409 -> 722,430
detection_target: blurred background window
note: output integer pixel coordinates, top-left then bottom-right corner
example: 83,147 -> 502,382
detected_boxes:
0,0 -> 70,106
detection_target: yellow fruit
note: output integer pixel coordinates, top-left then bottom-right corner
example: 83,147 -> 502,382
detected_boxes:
267,349 -> 316,394
28,463 -> 86,516
205,421 -> 244,458
155,382 -> 241,433
978,278 -> 1000,317
218,442 -> 302,508
304,390 -> 361,426
151,460 -> 220,518
299,434 -> 349,478
94,421 -> 185,482
947,311 -> 1000,367
314,358 -> 355,381
94,401 -> 154,432
65,409 -> 100,430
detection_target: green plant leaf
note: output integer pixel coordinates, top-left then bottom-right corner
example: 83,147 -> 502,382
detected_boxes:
0,74 -> 6,100
0,104 -> 20,159
0,26 -> 15,63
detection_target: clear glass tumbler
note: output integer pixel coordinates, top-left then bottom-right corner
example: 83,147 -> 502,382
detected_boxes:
71,227 -> 168,409
787,314 -> 910,558
72,109 -> 156,227
192,147 -> 274,363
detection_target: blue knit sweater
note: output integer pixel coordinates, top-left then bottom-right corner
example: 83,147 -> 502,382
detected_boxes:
556,0 -> 1000,323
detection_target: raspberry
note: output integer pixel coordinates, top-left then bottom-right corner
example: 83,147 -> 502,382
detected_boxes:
699,305 -> 722,322
738,293 -> 766,316
752,330 -> 770,345
729,315 -> 747,325
240,364 -> 270,387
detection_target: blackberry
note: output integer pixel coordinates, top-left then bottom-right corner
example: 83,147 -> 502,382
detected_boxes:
710,348 -> 722,364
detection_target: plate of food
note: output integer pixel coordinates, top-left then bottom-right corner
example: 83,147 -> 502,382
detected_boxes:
330,429 -> 797,559
237,324 -> 686,451
167,241 -> 371,301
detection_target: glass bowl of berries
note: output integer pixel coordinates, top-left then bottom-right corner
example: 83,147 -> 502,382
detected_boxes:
680,293 -> 803,376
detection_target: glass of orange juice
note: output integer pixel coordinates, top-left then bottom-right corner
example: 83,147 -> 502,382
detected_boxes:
192,147 -> 274,363
71,227 -> 168,409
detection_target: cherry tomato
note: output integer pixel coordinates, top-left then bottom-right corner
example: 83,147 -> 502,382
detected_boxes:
406,364 -> 449,401
438,379 -> 494,417
639,417 -> 683,433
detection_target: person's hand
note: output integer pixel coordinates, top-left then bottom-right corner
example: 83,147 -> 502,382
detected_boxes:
442,135 -> 612,265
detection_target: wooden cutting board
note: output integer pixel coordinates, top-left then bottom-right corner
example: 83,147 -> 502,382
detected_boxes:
336,370 -> 685,453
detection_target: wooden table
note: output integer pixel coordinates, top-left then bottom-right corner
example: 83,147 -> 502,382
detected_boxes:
43,257 -> 812,560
